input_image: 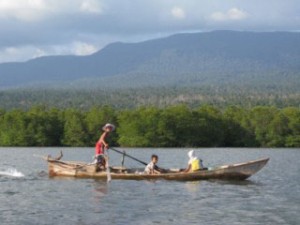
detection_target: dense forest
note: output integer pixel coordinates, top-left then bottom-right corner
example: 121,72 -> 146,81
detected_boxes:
1,85 -> 299,110
0,105 -> 299,147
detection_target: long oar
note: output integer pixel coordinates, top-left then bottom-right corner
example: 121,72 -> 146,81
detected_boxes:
106,151 -> 111,182
109,147 -> 147,166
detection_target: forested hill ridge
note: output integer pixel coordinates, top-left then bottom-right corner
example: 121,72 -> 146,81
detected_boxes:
0,30 -> 300,89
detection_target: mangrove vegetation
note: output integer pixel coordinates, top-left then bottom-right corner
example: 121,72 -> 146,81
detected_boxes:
0,105 -> 299,147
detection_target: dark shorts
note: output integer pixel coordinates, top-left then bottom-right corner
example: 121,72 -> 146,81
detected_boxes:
96,154 -> 105,165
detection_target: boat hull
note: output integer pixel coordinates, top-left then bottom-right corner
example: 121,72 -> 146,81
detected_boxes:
47,158 -> 269,181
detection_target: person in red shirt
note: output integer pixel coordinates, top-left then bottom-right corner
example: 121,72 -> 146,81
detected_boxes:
94,123 -> 115,170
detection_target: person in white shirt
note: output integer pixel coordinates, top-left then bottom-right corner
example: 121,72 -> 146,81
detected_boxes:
144,154 -> 161,174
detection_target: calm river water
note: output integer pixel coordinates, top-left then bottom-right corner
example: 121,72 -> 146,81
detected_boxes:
0,147 -> 299,225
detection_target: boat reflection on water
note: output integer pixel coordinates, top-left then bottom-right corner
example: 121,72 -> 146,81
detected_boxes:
184,181 -> 203,194
92,180 -> 109,202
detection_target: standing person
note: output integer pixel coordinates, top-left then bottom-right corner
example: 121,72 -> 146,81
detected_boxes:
183,150 -> 204,173
144,154 -> 161,174
94,123 -> 115,170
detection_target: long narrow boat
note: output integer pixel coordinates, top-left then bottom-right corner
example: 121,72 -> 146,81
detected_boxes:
45,157 -> 269,181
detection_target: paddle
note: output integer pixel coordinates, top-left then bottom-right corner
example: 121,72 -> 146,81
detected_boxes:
109,147 -> 165,172
106,151 -> 111,182
109,147 -> 147,166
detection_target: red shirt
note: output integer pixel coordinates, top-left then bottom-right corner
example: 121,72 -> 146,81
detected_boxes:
95,132 -> 109,155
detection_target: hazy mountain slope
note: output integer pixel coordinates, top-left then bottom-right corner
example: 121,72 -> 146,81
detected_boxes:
0,31 -> 299,89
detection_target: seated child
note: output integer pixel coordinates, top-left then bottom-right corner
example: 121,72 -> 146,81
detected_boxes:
144,154 -> 161,174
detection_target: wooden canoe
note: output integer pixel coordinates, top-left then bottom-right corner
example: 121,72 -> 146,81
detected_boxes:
46,157 -> 269,181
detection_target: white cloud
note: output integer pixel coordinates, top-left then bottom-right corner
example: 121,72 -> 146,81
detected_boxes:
0,41 -> 98,63
0,0 -> 47,21
0,46 -> 46,62
48,41 -> 99,57
33,48 -> 47,58
211,8 -> 248,22
171,6 -> 186,19
80,0 -> 103,14
228,8 -> 248,20
0,0 -> 103,22
72,42 -> 98,55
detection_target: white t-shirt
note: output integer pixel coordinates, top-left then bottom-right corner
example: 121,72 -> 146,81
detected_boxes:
144,162 -> 155,174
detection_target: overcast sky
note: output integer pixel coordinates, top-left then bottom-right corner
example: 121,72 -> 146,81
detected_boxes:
0,0 -> 299,63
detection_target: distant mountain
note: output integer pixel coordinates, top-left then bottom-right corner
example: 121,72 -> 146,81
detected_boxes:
0,30 -> 299,89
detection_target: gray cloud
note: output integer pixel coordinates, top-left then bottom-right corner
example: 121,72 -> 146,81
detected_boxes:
0,0 -> 299,62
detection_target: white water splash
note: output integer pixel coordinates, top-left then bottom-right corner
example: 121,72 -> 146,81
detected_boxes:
0,168 -> 25,177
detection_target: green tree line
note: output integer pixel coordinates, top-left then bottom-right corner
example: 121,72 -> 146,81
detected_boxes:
0,105 -> 299,147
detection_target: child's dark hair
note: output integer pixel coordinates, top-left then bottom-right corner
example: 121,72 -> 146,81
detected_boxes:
151,154 -> 158,160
